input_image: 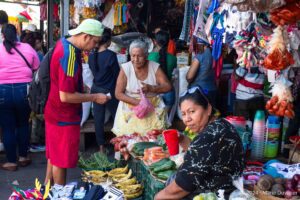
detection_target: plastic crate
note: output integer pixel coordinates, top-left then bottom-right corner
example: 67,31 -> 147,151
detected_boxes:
128,158 -> 165,200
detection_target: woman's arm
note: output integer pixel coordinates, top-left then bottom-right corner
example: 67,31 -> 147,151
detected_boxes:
115,68 -> 140,106
154,180 -> 190,200
141,67 -> 171,94
186,59 -> 200,83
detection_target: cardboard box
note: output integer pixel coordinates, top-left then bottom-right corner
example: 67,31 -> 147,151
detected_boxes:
176,52 -> 190,67
284,144 -> 300,163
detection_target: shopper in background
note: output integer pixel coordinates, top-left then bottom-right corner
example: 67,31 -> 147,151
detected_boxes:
0,24 -> 40,171
22,31 -> 44,61
20,24 -> 38,42
44,19 -> 110,185
186,39 -> 217,107
233,66 -> 265,121
0,10 -> 8,44
153,24 -> 176,56
112,39 -> 171,136
0,10 -> 8,153
155,87 -> 244,200
148,30 -> 177,113
88,27 -> 120,153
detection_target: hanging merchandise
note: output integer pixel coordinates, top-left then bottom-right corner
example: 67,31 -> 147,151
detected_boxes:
224,0 -> 286,12
265,78 -> 295,118
223,5 -> 240,47
82,7 -> 97,19
111,1 -> 129,34
114,1 -> 123,26
193,0 -> 210,44
207,0 -> 220,14
264,26 -> 295,71
74,0 -> 104,9
179,0 -> 193,42
210,10 -> 226,79
270,0 -> 300,26
40,2 -> 47,21
287,25 -> 300,68
175,0 -> 186,7
102,5 -> 115,30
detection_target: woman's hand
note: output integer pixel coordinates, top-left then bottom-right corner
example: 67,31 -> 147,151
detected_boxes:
140,82 -> 154,93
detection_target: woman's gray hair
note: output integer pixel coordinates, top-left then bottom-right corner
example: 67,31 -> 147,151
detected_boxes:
129,39 -> 148,56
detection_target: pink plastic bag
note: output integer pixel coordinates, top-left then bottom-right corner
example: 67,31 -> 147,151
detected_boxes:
132,90 -> 154,119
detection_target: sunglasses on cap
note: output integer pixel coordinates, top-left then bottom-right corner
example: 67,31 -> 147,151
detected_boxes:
180,86 -> 209,101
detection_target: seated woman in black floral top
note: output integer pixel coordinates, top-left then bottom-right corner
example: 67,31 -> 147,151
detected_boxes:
155,87 -> 245,200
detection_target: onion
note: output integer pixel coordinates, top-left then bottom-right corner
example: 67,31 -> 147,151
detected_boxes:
296,182 -> 300,194
292,174 -> 300,183
285,190 -> 294,199
285,180 -> 295,190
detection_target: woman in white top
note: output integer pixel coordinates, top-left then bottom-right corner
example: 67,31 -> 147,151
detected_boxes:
112,39 -> 172,136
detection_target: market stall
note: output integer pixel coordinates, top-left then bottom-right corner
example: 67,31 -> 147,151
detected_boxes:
6,0 -> 300,199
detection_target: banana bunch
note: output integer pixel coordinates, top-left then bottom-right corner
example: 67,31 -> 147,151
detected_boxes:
108,165 -> 128,177
116,183 -> 143,199
81,170 -> 107,184
108,166 -> 143,199
112,169 -> 132,183
115,177 -> 137,187
83,170 -> 107,177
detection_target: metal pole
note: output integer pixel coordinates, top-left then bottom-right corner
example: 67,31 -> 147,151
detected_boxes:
47,0 -> 54,48
60,0 -> 69,37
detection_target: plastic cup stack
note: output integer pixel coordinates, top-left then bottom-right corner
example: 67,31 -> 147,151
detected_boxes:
251,110 -> 266,160
264,115 -> 280,158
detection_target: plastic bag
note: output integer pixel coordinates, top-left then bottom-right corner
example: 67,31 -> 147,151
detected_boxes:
264,26 -> 294,70
229,177 -> 256,200
132,90 -> 154,119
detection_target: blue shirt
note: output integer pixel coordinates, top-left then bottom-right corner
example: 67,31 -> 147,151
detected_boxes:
88,49 -> 120,91
190,48 -> 217,91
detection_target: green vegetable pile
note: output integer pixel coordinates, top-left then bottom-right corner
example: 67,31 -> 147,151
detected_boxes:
132,142 -> 160,156
149,158 -> 176,181
78,152 -> 119,171
156,135 -> 167,151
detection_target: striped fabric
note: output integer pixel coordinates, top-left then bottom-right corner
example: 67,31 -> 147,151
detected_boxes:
67,45 -> 76,77
235,66 -> 265,100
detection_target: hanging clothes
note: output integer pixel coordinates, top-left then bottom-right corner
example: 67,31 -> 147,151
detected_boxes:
193,0 -> 210,44
114,2 -> 123,26
122,4 -> 128,23
210,11 -> 226,79
40,3 -> 47,21
207,0 -> 220,14
179,0 -> 193,42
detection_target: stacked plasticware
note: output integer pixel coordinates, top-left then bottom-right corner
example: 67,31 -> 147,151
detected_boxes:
251,110 -> 266,160
264,115 -> 280,158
